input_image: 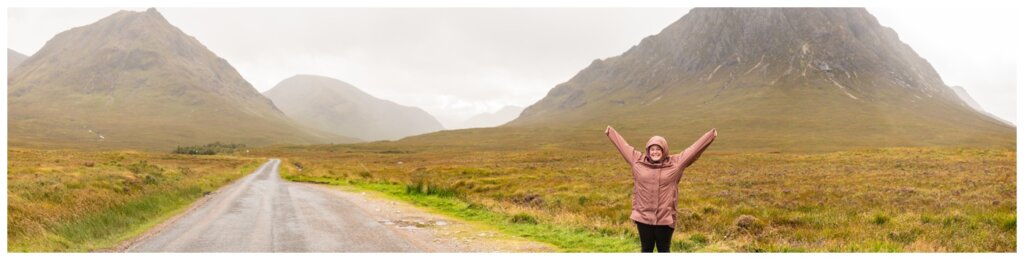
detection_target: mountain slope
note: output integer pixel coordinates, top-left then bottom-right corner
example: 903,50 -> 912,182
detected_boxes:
454,105 -> 524,129
264,75 -> 444,141
8,8 -> 356,150
8,49 -> 29,73
951,85 -> 1013,126
402,8 -> 1014,152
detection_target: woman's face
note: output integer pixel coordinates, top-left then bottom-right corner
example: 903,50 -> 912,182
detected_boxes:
648,145 -> 664,162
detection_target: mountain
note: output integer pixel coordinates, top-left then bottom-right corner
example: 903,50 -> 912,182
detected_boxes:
263,74 -> 444,141
951,85 -> 1013,126
404,8 -> 1014,152
8,49 -> 29,73
951,86 -> 985,112
8,8 -> 356,150
453,106 -> 524,129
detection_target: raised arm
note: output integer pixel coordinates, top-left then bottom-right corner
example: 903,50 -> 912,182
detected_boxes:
605,126 -> 640,164
679,128 -> 717,168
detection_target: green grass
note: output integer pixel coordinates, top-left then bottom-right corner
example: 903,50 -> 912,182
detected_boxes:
7,148 -> 261,252
281,173 -> 638,252
261,145 -> 1017,252
9,135 -> 1015,252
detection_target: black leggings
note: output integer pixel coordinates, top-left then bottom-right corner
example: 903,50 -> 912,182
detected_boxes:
635,221 -> 674,252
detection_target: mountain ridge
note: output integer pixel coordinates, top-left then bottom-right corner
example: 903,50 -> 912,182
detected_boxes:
8,8 -> 357,150
264,74 -> 445,141
7,48 -> 29,72
951,85 -> 1014,126
448,105 -> 524,129
401,8 -> 1014,152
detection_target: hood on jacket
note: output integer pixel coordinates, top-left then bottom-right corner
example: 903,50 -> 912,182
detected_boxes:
643,135 -> 670,165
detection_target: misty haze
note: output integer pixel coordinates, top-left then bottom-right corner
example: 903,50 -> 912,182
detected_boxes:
5,6 -> 1017,254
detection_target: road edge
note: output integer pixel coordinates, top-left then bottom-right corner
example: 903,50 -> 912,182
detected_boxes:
109,159 -> 273,252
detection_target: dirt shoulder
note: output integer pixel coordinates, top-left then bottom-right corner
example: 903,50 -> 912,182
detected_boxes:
299,182 -> 557,252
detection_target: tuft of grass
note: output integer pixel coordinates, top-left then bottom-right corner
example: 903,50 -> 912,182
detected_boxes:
689,233 -> 709,246
510,213 -> 539,225
887,229 -> 920,244
1003,216 -> 1016,232
734,215 -> 764,234
872,214 -> 890,225
405,180 -> 459,198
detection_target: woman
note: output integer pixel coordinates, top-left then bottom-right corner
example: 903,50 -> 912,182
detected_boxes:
605,125 -> 717,253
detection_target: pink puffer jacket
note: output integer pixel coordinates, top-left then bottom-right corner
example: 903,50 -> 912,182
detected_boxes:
606,126 -> 717,227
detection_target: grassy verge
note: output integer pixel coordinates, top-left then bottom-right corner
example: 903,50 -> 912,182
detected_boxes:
7,148 -> 261,252
282,172 -> 638,252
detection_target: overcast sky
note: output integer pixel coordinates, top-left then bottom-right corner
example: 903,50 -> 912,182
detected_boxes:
7,7 -> 1017,127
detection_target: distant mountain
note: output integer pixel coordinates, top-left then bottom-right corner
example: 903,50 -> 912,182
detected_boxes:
951,85 -> 1013,126
8,49 -> 29,73
8,8 -> 355,150
405,8 -> 1014,152
454,106 -> 524,129
264,74 -> 445,141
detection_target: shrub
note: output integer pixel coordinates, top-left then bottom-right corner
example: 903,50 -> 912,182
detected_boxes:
735,215 -> 764,233
172,142 -> 246,155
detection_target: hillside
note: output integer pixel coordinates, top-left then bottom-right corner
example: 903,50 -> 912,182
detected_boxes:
264,74 -> 444,141
452,106 -> 524,129
397,8 -> 1014,152
8,48 -> 29,72
7,8 -> 356,150
951,85 -> 1013,126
